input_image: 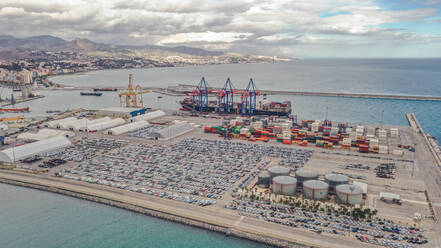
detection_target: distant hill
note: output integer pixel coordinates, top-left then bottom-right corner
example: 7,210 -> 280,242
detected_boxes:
0,35 -> 223,57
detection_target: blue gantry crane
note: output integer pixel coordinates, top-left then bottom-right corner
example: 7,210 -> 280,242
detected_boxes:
191,77 -> 210,113
241,78 -> 259,116
217,78 -> 235,114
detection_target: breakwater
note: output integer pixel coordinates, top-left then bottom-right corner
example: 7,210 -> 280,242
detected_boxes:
0,175 -> 307,248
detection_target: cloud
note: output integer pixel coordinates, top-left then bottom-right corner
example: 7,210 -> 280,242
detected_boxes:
0,0 -> 440,57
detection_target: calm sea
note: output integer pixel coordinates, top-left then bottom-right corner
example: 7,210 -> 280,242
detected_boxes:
0,184 -> 268,248
1,59 -> 440,247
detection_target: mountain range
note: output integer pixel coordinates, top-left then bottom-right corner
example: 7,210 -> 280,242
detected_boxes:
0,35 -> 224,60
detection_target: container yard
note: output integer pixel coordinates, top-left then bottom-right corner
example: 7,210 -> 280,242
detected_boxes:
0,107 -> 438,248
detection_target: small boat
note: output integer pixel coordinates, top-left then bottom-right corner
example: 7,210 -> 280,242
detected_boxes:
80,92 -> 102,96
93,88 -> 117,92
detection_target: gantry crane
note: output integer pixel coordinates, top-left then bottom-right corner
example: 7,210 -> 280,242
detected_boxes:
217,78 -> 237,114
191,77 -> 210,113
119,74 -> 150,108
241,78 -> 259,116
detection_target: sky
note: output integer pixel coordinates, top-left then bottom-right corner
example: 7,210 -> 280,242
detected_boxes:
1,0 -> 441,58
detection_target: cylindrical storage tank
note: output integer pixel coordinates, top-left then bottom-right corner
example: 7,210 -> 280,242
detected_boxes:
257,170 -> 271,188
273,176 -> 297,196
325,173 -> 349,193
336,184 -> 363,205
268,166 -> 290,181
303,180 -> 328,200
295,169 -> 318,189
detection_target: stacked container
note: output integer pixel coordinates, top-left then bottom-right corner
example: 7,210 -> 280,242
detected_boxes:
379,145 -> 388,154
369,138 -> 379,153
378,129 -> 387,142
390,128 -> 399,138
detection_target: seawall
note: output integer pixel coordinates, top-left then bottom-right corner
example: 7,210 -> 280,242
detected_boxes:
0,175 -> 307,248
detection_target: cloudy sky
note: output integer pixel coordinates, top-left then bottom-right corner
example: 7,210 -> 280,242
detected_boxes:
1,0 -> 441,57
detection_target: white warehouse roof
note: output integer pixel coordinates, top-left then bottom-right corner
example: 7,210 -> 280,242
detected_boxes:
106,120 -> 151,135
17,129 -> 75,141
44,117 -> 77,128
150,123 -> 193,140
130,110 -> 165,122
68,117 -> 112,131
86,118 -> 125,132
99,107 -> 142,113
0,136 -> 72,163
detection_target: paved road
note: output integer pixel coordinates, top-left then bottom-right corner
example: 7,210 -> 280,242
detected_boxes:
402,128 -> 441,246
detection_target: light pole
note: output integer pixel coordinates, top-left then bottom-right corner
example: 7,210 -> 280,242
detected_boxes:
12,139 -> 16,167
380,110 -> 384,125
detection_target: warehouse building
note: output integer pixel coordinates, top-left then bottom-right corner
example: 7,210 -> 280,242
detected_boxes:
85,118 -> 125,132
106,120 -> 151,135
17,129 -> 75,141
150,123 -> 193,140
130,110 -> 165,122
44,117 -> 77,128
98,107 -> 147,118
0,136 -> 72,164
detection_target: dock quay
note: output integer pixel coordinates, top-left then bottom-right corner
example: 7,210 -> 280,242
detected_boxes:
1,107 -> 440,247
406,113 -> 441,168
0,95 -> 45,107
53,83 -> 441,101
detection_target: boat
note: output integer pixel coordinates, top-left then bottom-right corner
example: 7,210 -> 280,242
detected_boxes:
80,92 -> 103,96
0,107 -> 30,113
93,88 -> 118,92
180,98 -> 291,116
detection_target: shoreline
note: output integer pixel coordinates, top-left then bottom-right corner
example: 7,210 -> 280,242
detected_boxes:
0,172 -> 307,248
46,68 -> 441,102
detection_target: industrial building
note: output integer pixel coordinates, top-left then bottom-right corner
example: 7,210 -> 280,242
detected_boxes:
303,180 -> 329,200
106,120 -> 151,135
272,176 -> 297,195
44,117 -> 77,128
98,107 -> 147,118
130,110 -> 165,122
66,117 -> 112,131
335,184 -> 363,205
17,129 -> 75,141
0,136 -> 72,164
85,118 -> 125,132
149,123 -> 193,140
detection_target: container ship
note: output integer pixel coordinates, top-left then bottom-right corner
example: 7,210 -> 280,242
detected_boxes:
180,98 -> 291,116
80,92 -> 102,96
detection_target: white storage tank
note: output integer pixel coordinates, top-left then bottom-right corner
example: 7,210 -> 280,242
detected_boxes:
257,170 -> 271,188
325,173 -> 349,193
336,184 -> 363,205
272,176 -> 297,195
295,169 -> 318,189
303,180 -> 329,200
268,166 -> 290,180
